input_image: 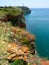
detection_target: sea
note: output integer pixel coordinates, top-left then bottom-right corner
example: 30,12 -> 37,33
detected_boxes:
25,8 -> 49,59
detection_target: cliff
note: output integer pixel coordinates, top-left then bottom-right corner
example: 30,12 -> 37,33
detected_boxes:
18,6 -> 31,14
0,6 -> 49,65
0,6 -> 26,28
0,7 -> 36,65
0,22 -> 35,65
0,6 -> 31,28
0,14 -> 26,28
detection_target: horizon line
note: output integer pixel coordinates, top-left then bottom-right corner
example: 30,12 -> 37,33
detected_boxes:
0,5 -> 49,8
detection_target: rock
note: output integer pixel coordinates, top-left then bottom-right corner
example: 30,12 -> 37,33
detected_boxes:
22,46 -> 29,53
33,60 -> 49,65
26,33 -> 35,42
0,22 -> 35,64
7,43 -> 30,61
7,43 -> 24,55
18,6 -> 31,14
0,14 -> 26,28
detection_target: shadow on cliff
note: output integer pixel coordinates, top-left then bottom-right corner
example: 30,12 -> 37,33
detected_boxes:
0,14 -> 26,28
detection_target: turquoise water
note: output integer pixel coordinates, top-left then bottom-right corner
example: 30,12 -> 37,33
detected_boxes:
25,8 -> 49,59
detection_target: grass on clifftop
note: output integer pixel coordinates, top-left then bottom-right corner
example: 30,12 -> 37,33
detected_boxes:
0,7 -> 22,16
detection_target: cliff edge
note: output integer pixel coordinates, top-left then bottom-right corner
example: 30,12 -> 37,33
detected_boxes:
18,6 -> 31,14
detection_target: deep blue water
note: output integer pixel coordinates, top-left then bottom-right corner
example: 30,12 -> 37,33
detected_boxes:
25,8 -> 49,59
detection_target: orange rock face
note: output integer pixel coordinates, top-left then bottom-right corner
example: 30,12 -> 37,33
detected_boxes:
26,34 -> 35,41
32,60 -> 49,65
22,46 -> 29,53
7,43 -> 29,61
41,61 -> 49,65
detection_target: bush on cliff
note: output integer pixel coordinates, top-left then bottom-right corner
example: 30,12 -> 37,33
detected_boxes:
0,7 -> 26,28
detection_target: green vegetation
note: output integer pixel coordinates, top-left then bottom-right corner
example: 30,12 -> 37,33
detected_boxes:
0,6 -> 22,16
0,6 -> 26,28
0,22 -> 34,65
10,60 -> 27,65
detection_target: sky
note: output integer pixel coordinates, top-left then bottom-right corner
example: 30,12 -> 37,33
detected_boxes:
0,0 -> 49,8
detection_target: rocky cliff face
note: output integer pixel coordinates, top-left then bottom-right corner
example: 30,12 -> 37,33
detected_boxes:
0,14 -> 26,28
0,6 -> 31,28
0,22 -> 35,65
0,6 -> 26,28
